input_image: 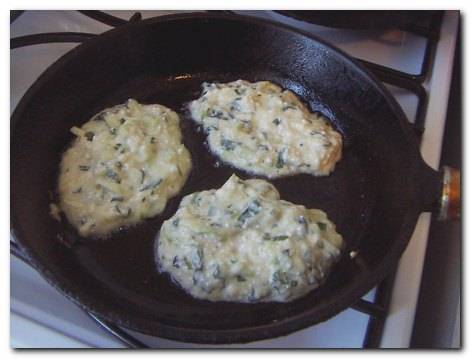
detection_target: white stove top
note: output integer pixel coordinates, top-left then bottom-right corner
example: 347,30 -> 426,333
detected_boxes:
10,10 -> 459,348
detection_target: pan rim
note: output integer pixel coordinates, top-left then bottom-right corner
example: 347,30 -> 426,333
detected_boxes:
11,11 -> 425,344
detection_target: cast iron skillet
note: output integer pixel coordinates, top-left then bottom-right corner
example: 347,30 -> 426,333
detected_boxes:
11,12 -> 447,344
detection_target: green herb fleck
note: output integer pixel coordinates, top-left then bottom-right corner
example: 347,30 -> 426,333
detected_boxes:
150,137 -> 156,144
298,216 -> 308,234
191,194 -> 202,207
263,233 -> 289,241
282,105 -> 297,111
79,165 -> 90,171
272,270 -> 289,286
115,161 -> 123,169
317,222 -> 327,231
114,206 -> 131,217
230,100 -> 241,112
273,235 -> 289,241
220,138 -> 237,151
140,169 -> 146,184
213,265 -> 221,279
84,131 -> 95,141
272,118 -> 281,126
236,275 -> 246,282
93,113 -> 105,121
120,118 -> 126,124
276,149 -> 286,169
237,200 -> 261,225
240,119 -> 252,130
111,196 -> 124,202
193,247 -> 204,271
205,108 -> 225,119
139,179 -> 163,192
323,140 -> 332,148
105,169 -> 121,183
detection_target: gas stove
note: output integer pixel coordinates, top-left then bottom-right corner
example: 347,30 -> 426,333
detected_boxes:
10,10 -> 459,348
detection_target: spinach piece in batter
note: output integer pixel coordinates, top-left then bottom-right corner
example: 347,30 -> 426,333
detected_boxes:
105,169 -> 121,184
192,247 -> 204,271
237,200 -> 261,225
282,104 -> 297,111
84,131 -> 95,141
236,275 -> 246,282
272,270 -> 289,286
234,88 -> 246,95
212,265 -> 221,279
205,108 -> 225,119
220,138 -> 238,151
114,205 -> 131,217
272,235 -> 289,241
317,222 -> 327,231
93,113 -> 105,121
139,169 -> 146,184
263,233 -> 289,241
139,178 -> 163,192
298,215 -> 309,235
276,148 -> 287,169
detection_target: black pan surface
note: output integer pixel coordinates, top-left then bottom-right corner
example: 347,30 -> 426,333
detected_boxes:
11,13 -> 441,343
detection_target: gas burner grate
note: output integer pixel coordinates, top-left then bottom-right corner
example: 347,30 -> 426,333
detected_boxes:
10,10 -> 443,348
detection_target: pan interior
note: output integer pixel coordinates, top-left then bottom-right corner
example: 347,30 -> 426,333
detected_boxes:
12,15 -> 421,334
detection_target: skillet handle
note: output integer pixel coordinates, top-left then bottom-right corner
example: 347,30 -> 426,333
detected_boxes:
420,162 -> 460,220
437,166 -> 461,220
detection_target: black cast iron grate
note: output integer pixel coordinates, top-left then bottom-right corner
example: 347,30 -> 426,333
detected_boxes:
10,10 -> 443,349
